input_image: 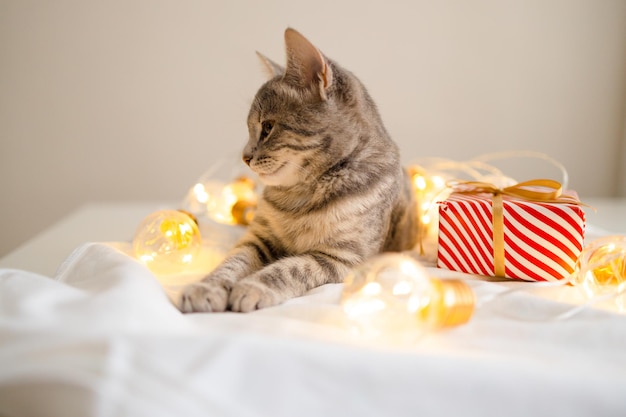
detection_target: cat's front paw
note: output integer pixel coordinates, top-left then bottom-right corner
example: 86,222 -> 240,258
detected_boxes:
229,280 -> 283,313
179,281 -> 229,313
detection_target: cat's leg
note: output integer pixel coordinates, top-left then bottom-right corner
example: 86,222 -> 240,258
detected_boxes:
179,242 -> 266,313
229,251 -> 353,312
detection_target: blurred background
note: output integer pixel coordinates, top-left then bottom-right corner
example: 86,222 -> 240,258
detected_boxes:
1,0 -> 625,257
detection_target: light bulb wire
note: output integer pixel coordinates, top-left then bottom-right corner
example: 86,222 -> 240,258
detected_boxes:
475,240 -> 626,321
410,151 -> 610,321
410,150 -> 570,217
412,150 -> 568,186
410,156 -> 508,255
180,151 -> 249,209
411,157 -> 507,183
411,151 -> 570,257
471,150 -> 569,190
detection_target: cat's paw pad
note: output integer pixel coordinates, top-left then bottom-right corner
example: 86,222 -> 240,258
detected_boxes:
229,281 -> 282,313
179,281 -> 229,313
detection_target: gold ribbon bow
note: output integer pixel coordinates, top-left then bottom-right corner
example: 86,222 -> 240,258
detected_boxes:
447,179 -> 582,277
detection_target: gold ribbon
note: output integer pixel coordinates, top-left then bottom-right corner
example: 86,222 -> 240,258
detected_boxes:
447,179 -> 582,277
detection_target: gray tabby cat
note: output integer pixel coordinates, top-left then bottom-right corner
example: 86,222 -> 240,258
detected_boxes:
180,28 -> 418,313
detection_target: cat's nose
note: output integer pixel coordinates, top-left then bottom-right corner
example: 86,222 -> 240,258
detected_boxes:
243,154 -> 252,166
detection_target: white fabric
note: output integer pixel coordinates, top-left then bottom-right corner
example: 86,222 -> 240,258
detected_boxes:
1,230 -> 626,417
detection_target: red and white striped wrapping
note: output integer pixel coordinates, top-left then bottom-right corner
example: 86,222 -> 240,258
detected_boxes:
437,193 -> 586,281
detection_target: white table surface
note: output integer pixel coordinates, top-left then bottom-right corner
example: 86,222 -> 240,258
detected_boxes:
0,201 -> 176,276
1,198 -> 625,277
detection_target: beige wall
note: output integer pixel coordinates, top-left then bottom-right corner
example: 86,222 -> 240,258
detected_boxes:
1,0 -> 625,257
617,111 -> 626,196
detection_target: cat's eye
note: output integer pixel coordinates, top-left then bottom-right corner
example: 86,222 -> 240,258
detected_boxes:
260,120 -> 274,141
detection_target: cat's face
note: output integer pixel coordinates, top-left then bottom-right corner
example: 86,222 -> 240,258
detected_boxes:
244,82 -> 332,187
243,29 -> 345,188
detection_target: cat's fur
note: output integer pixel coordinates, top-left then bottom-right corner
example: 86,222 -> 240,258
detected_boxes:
180,28 -> 418,313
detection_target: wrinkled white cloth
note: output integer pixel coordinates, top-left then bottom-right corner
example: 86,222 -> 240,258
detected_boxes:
1,237 -> 626,417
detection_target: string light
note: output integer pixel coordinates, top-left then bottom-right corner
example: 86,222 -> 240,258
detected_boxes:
341,253 -> 475,343
186,176 -> 258,226
572,235 -> 626,311
342,237 -> 625,335
407,166 -> 448,224
477,236 -> 626,320
132,210 -> 202,275
406,165 -> 450,251
406,152 -> 568,258
406,157 -> 516,254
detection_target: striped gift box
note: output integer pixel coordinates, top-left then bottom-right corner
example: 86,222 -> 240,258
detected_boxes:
437,192 -> 586,281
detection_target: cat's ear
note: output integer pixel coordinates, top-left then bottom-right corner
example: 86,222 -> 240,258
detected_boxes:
283,28 -> 333,100
256,51 -> 284,79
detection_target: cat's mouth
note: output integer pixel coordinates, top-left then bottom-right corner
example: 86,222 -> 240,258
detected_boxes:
258,162 -> 287,178
254,161 -> 291,186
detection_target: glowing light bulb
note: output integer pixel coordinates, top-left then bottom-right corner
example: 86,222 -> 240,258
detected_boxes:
431,175 -> 446,189
414,175 -> 427,190
573,236 -> 626,310
406,166 -> 452,254
133,210 -> 202,274
193,183 -> 209,203
341,253 -> 475,343
188,177 -> 257,226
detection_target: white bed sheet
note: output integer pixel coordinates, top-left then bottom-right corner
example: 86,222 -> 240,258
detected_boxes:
1,230 -> 626,417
